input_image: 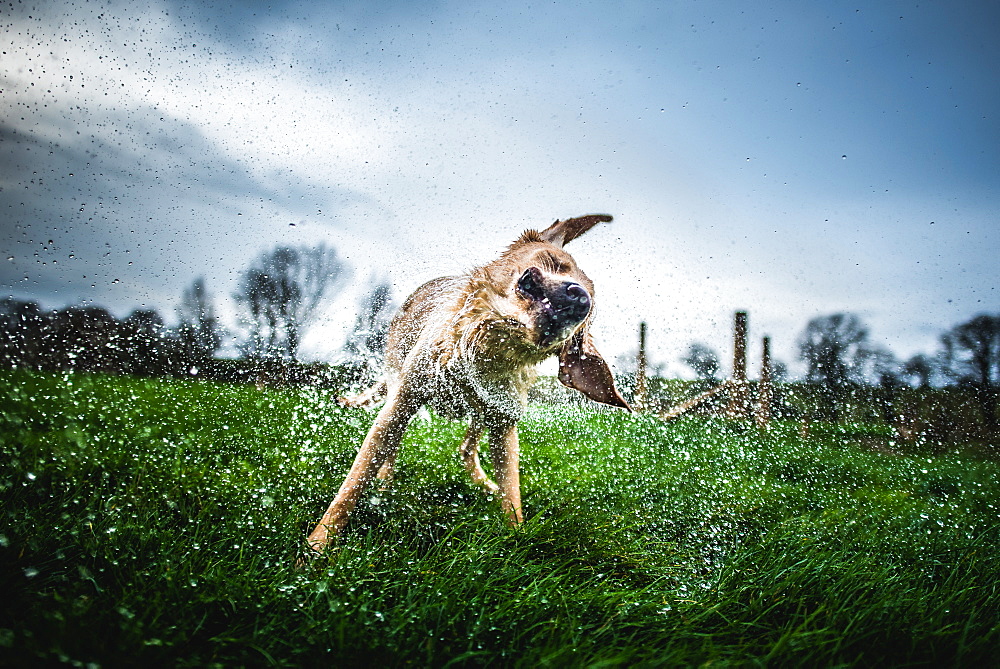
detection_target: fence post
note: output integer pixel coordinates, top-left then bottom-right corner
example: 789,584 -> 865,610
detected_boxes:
634,321 -> 648,412
725,311 -> 751,419
756,335 -> 773,428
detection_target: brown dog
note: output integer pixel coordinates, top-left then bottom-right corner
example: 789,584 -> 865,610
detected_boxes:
306,214 -> 629,553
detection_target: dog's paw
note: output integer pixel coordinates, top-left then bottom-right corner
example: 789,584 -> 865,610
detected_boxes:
293,552 -> 315,572
294,542 -> 339,571
337,394 -> 372,409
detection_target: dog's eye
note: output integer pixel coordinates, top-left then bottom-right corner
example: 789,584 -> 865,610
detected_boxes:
537,251 -> 570,273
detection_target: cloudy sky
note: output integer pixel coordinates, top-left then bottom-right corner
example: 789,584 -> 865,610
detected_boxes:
3,0 -> 998,378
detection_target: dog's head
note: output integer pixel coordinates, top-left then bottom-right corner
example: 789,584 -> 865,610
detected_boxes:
484,214 -> 629,410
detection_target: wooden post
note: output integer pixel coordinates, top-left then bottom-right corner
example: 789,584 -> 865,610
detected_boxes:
756,336 -> 773,428
733,311 -> 747,383
726,311 -> 751,419
634,321 -> 648,412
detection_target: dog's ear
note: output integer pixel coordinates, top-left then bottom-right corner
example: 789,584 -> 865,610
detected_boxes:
539,214 -> 613,248
558,327 -> 631,410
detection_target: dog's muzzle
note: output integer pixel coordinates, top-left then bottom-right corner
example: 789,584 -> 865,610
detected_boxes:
517,267 -> 591,346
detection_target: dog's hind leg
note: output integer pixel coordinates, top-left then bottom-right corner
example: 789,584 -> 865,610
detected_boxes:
459,421 -> 499,495
306,386 -> 418,553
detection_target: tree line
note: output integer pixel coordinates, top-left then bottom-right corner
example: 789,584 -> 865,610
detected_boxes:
0,277 -> 221,379
0,244 -> 395,387
679,312 -> 999,432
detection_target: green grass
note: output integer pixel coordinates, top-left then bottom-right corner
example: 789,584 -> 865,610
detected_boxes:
1,368 -> 998,667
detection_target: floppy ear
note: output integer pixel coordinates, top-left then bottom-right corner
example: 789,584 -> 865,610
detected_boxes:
558,327 -> 631,410
539,214 -> 613,248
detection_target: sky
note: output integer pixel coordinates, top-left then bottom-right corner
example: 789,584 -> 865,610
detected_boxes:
2,0 -> 999,379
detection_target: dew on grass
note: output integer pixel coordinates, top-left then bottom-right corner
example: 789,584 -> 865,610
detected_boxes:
3,328 -> 1000,655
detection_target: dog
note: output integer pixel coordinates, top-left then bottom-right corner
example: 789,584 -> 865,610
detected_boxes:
306,214 -> 629,553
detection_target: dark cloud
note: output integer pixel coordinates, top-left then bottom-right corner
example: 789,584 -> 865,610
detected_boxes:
0,90 -> 361,316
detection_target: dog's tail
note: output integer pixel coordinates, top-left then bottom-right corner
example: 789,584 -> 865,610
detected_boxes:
338,378 -> 388,409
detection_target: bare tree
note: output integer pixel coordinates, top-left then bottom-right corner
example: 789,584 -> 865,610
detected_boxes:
343,280 -> 394,384
681,342 -> 721,383
862,346 -> 902,425
798,313 -> 870,420
122,309 -> 167,376
237,267 -> 280,358
234,245 -> 345,360
863,346 -> 900,387
940,313 -> 1000,432
902,353 -> 935,389
799,313 -> 870,386
176,277 -> 222,365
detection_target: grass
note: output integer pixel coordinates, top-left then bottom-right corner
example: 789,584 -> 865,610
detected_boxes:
1,368 -> 999,667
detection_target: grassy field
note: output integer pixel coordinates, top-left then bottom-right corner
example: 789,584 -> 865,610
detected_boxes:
1,369 -> 999,667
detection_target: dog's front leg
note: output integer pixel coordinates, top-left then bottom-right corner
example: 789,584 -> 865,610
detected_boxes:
306,389 -> 417,553
488,422 -> 524,526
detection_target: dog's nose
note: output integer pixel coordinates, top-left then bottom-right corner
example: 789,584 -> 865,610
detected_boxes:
565,283 -> 589,305
554,281 -> 591,320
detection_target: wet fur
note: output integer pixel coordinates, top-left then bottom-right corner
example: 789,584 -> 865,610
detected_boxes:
306,215 -> 628,553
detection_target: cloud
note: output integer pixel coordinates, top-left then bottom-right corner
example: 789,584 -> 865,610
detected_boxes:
1,1 -> 382,317
0,86 -> 371,308
2,0 -> 998,373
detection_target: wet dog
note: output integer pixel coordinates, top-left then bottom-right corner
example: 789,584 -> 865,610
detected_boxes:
306,215 -> 629,552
